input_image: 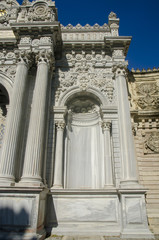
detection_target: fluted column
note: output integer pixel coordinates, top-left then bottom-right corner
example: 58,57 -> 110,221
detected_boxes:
115,67 -> 138,186
0,51 -> 31,185
20,50 -> 53,185
102,120 -> 114,187
53,121 -> 65,189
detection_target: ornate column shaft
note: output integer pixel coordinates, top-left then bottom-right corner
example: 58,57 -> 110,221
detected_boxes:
102,120 -> 114,187
53,121 -> 65,188
115,67 -> 138,185
21,50 -> 53,185
0,51 -> 31,185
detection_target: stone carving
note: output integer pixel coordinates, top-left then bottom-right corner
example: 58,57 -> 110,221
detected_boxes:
55,121 -> 65,130
0,107 -> 7,148
18,1 -> 56,23
0,65 -> 16,81
102,121 -> 112,131
113,50 -> 124,58
109,12 -> 117,19
20,37 -> 32,45
68,98 -> 98,114
0,5 -> 8,24
36,49 -> 54,68
15,50 -> 33,67
61,23 -> 110,31
136,83 -> 159,110
54,52 -> 116,104
145,132 -> 159,153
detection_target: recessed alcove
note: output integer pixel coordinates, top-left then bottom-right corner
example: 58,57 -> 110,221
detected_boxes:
64,94 -> 105,189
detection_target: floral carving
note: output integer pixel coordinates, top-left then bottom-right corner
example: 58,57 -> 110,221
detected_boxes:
136,83 -> 159,110
145,132 -> 159,153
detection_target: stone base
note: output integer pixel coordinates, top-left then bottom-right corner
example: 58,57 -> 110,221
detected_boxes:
0,187 -> 48,240
46,189 -> 154,239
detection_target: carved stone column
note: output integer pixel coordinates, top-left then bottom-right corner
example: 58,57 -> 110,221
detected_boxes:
102,120 -> 114,187
20,49 -> 53,185
53,121 -> 65,189
0,51 -> 31,185
115,67 -> 138,186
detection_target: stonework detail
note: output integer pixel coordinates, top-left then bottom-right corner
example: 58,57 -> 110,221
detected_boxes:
0,1 -> 156,239
54,53 -> 115,104
145,132 -> 159,153
0,107 -> 7,148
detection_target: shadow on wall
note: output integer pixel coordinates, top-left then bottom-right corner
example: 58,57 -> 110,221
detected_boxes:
45,195 -> 58,238
0,207 -> 37,240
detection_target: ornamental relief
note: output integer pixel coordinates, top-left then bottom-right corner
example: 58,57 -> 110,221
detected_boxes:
54,63 -> 115,105
144,132 -> 159,154
57,52 -> 112,68
17,1 -> 57,23
129,82 -> 159,110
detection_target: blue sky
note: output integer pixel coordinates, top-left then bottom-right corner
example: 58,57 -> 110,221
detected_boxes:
17,0 -> 159,70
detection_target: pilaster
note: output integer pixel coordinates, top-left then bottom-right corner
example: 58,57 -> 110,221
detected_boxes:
53,121 -> 65,189
102,120 -> 114,187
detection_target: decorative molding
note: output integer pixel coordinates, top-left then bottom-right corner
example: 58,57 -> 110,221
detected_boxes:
54,59 -> 115,104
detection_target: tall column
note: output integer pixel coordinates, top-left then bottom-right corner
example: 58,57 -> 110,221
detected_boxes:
53,121 -> 65,189
102,120 -> 114,187
115,67 -> 138,186
20,49 -> 53,185
0,51 -> 31,185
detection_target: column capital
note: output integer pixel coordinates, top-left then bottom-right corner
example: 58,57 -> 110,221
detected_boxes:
112,61 -> 128,77
35,49 -> 54,69
55,121 -> 65,130
102,120 -> 112,131
15,49 -> 33,68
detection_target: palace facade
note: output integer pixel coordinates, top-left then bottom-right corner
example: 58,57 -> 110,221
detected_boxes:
0,0 -> 158,239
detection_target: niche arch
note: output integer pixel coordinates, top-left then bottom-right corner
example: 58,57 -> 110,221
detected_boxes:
63,91 -> 105,189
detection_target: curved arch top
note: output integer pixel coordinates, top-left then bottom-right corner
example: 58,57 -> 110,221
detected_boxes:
0,73 -> 13,101
58,86 -> 107,107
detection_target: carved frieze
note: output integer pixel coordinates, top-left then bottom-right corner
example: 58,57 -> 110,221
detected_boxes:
54,56 -> 115,104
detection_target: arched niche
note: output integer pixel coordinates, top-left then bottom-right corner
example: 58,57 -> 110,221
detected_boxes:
63,93 -> 105,189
